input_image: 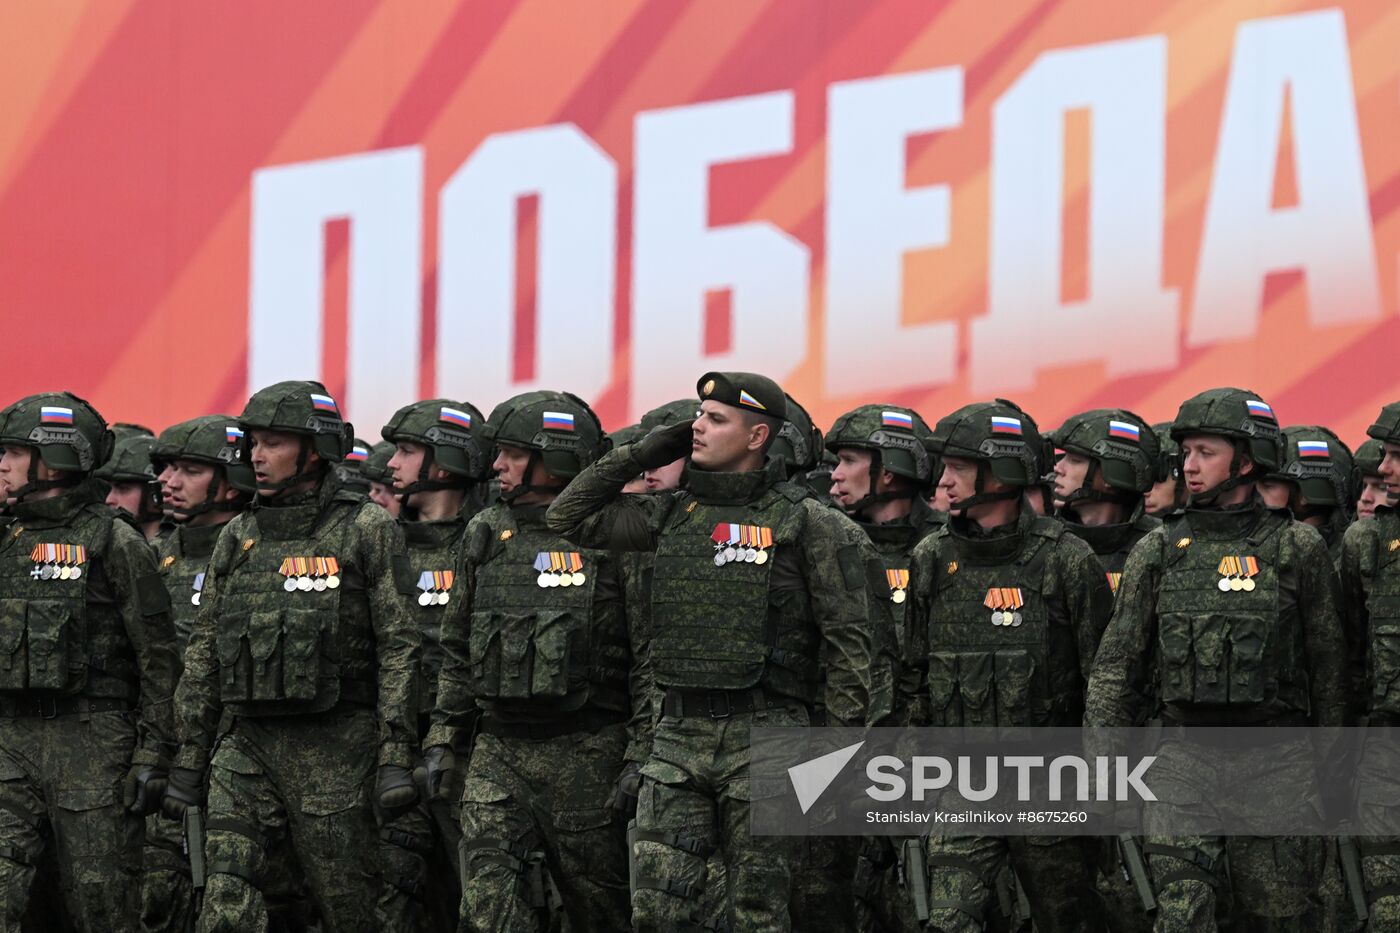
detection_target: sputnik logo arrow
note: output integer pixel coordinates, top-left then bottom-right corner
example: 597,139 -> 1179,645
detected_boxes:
787,741 -> 865,814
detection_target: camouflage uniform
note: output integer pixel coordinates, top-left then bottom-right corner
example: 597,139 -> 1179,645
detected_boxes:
1086,388 -> 1348,932
377,399 -> 490,933
546,372 -> 872,933
909,401 -> 1113,933
823,404 -> 944,933
1269,427 -> 1354,568
427,391 -> 637,933
166,382 -> 422,933
95,433 -> 167,539
0,393 -> 180,933
142,416 -> 260,933
1341,402 -> 1400,931
1050,409 -> 1162,933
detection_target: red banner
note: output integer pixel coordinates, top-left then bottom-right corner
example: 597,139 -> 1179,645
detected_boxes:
3,0 -> 1398,445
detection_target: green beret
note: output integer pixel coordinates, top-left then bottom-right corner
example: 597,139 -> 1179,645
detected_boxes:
696,372 -> 787,421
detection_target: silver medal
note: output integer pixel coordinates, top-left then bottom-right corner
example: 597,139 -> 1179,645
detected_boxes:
284,577 -> 298,592
191,593 -> 201,607
69,566 -> 81,580
296,576 -> 313,592
723,546 -> 737,563
714,552 -> 726,567
438,592 -> 450,606
313,578 -> 327,592
418,592 -> 434,607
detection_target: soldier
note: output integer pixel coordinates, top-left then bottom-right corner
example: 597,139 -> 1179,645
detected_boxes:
1047,409 -> 1162,933
0,392 -> 180,931
1355,440 -> 1389,520
375,399 -> 490,931
159,381 -> 422,933
333,438 -> 376,498
908,400 -> 1111,933
1086,388 -> 1346,932
825,404 -> 942,933
424,390 -> 638,933
609,424 -> 649,495
141,416 -> 256,933
363,440 -> 403,518
1258,427 -> 1355,564
545,371 -> 872,932
639,401 -> 698,494
97,432 -> 166,541
1142,423 -> 1184,519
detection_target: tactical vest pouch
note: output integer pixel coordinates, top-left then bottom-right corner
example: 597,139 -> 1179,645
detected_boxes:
468,609 -> 581,700
1158,612 -> 1271,705
0,599 -> 77,692
218,609 -> 329,703
927,650 -> 1037,727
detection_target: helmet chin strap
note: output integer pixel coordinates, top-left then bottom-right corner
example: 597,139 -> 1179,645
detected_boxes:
499,450 -> 566,503
1186,441 -> 1257,507
843,450 -> 919,516
1059,459 -> 1137,512
7,451 -> 82,501
255,437 -> 326,496
167,468 -> 244,520
396,448 -> 467,508
949,461 -> 1022,513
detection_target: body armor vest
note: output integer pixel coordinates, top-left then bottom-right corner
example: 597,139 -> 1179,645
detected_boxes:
1062,511 -> 1158,596
211,491 -> 374,717
1364,510 -> 1400,719
465,506 -> 628,716
1154,511 -> 1305,719
395,517 -> 469,716
0,502 -> 138,700
649,484 -> 819,699
923,517 -> 1081,727
157,522 -> 225,647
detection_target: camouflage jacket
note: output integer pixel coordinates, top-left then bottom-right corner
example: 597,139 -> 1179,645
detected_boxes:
1339,507 -> 1400,724
156,520 -> 228,647
545,446 -> 871,728
426,502 -> 644,757
908,508 -> 1112,727
2,479 -> 178,764
1087,497 -> 1347,728
1057,505 -> 1161,591
174,475 -> 421,770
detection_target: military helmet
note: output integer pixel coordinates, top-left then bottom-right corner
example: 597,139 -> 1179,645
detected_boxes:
1151,422 -> 1180,484
1050,408 -> 1159,497
332,437 -> 375,493
0,392 -> 114,476
94,433 -> 158,484
1170,388 -> 1283,474
772,394 -> 824,476
483,390 -> 607,482
111,422 -> 155,443
150,415 -> 257,493
609,423 -> 645,449
640,399 -> 699,433
1356,438 -> 1385,479
825,404 -> 935,488
1272,426 -> 1354,509
362,441 -> 397,485
928,399 -> 1042,488
1366,402 -> 1400,446
238,380 -> 353,464
381,399 -> 490,481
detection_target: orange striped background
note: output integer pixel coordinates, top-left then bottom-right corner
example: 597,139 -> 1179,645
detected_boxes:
3,0 -> 1398,449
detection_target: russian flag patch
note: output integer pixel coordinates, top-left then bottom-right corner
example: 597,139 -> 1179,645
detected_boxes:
738,389 -> 766,411
990,416 -> 1022,435
345,444 -> 368,462
542,411 -> 575,431
1297,440 -> 1330,458
882,410 -> 914,429
1246,399 -> 1273,419
1108,420 -> 1140,442
225,426 -> 244,444
439,406 -> 473,429
40,406 -> 73,425
310,393 -> 338,414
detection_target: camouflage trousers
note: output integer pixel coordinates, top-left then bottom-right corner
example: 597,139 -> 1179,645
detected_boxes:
791,835 -> 858,932
631,703 -> 806,933
1356,736 -> 1400,931
0,708 -> 143,933
922,834 -> 1100,933
198,707 -> 386,933
458,721 -> 629,933
1095,838 -> 1152,933
1142,739 -> 1322,931
142,811 -> 196,933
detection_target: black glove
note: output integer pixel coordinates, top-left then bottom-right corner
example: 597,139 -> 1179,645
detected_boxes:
161,767 -> 203,821
607,761 -> 642,815
632,421 -> 694,470
124,764 -> 168,816
376,764 -> 421,820
419,745 -> 456,802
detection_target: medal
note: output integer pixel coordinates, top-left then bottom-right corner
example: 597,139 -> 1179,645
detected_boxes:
326,575 -> 340,589
711,523 -> 774,567
58,566 -> 71,580
743,548 -> 757,563
886,568 -> 909,605
713,553 -> 726,567
438,592 -> 450,606
40,565 -> 55,580
192,593 -> 201,607
1216,555 -> 1260,594
538,572 -> 553,587
559,572 -> 574,587
1241,577 -> 1256,592
192,573 -> 205,607
754,550 -> 768,565
418,592 -> 433,607
1217,578 -> 1232,592
284,577 -> 298,592
297,577 -> 313,592
313,578 -> 327,592
723,546 -> 737,563
535,552 -> 583,588
891,589 -> 906,604
571,573 -> 585,587
69,566 -> 81,580
984,587 -> 1025,626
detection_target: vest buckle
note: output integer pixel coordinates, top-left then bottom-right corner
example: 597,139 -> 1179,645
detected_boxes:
37,697 -> 58,719
706,691 -> 732,719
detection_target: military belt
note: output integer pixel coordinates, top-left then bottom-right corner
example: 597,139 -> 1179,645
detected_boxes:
661,687 -> 788,720
0,696 -> 129,719
478,709 -> 625,740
